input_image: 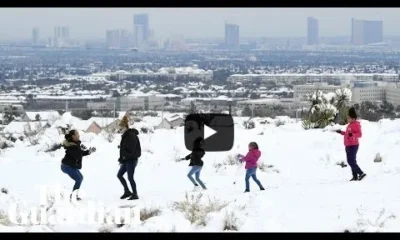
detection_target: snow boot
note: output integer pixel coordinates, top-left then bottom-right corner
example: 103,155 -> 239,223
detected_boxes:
358,173 -> 367,181
260,187 -> 265,191
244,189 -> 250,193
128,194 -> 139,200
120,191 -> 132,200
350,177 -> 358,181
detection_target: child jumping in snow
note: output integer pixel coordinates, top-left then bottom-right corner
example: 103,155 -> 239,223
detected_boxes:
238,142 -> 265,193
335,107 -> 366,181
181,137 -> 207,190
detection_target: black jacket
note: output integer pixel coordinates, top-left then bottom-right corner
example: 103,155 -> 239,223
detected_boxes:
185,148 -> 205,167
119,128 -> 141,163
61,140 -> 90,169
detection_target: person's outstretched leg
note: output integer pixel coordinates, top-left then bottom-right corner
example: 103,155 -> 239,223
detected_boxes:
250,169 -> 265,190
194,167 -> 207,189
127,161 -> 139,200
187,167 -> 199,187
117,163 -> 131,199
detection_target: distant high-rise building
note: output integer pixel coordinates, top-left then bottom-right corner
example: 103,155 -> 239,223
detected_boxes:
307,17 -> 319,45
54,26 -> 70,47
351,18 -> 383,45
224,23 -> 240,49
105,29 -> 130,49
32,27 -> 40,45
133,13 -> 149,46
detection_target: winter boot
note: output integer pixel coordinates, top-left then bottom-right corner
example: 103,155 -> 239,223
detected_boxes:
120,191 -> 132,200
244,189 -> 250,193
128,194 -> 139,200
349,177 -> 358,181
260,187 -> 265,191
358,173 -> 367,181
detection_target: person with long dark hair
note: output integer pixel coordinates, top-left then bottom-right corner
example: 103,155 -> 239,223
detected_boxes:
61,129 -> 96,201
181,137 -> 207,190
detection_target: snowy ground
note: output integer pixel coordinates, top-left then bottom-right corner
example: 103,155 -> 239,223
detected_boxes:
1,117 -> 400,232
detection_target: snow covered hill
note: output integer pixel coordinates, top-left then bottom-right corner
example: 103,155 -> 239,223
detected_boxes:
1,117 -> 400,232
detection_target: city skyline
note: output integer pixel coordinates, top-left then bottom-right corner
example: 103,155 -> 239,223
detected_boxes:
0,8 -> 397,41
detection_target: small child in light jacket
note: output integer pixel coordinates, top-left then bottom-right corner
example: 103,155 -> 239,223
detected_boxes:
238,142 -> 265,193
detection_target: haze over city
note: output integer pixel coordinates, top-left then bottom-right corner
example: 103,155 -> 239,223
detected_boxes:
0,8 -> 399,40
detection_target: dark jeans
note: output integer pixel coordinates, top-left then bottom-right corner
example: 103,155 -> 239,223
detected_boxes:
245,167 -> 264,191
117,160 -> 138,195
61,164 -> 83,192
187,166 -> 206,189
346,145 -> 364,178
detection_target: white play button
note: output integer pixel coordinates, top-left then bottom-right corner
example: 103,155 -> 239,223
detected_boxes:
204,124 -> 217,140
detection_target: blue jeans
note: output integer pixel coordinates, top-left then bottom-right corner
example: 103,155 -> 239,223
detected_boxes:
61,164 -> 83,191
187,166 -> 206,189
117,160 -> 138,195
245,167 -> 264,191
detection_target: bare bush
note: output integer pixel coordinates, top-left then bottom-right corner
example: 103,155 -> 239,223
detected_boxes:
336,161 -> 348,168
374,153 -> 383,163
258,162 -> 280,173
1,188 -> 8,194
0,209 -> 11,226
214,154 -> 240,170
275,119 -> 285,127
140,127 -> 154,134
243,121 -> 255,130
103,126 -> 118,143
98,225 -> 115,233
44,143 -> 62,153
24,122 -> 44,146
223,210 -> 239,231
172,192 -> 228,226
351,208 -> 396,232
140,207 -> 162,221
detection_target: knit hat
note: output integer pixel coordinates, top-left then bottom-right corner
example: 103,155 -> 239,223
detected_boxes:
119,115 -> 130,129
348,107 -> 357,119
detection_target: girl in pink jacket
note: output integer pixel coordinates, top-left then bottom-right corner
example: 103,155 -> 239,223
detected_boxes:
336,107 -> 366,181
238,142 -> 265,192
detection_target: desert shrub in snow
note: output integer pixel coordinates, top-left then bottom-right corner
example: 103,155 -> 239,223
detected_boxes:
143,111 -> 158,117
258,162 -> 280,174
302,88 -> 352,129
140,126 -> 154,134
0,209 -> 11,226
214,154 -> 241,170
98,225 -> 115,233
172,192 -> 228,226
275,119 -> 285,127
350,208 -> 396,232
140,207 -> 162,221
243,120 -> 255,129
1,187 -> 8,194
374,153 -> 383,163
0,137 -> 14,149
44,143 -> 62,153
336,161 -> 348,168
24,122 -> 44,146
102,125 -> 118,143
223,206 -> 246,231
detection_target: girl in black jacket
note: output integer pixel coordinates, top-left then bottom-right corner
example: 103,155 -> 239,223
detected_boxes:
181,137 -> 207,190
61,130 -> 96,201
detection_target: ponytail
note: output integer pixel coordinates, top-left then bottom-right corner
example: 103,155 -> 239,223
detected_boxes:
65,130 -> 76,141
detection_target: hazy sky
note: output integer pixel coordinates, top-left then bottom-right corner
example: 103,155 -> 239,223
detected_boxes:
0,8 -> 398,40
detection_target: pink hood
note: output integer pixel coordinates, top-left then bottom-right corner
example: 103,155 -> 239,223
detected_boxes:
241,148 -> 261,169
